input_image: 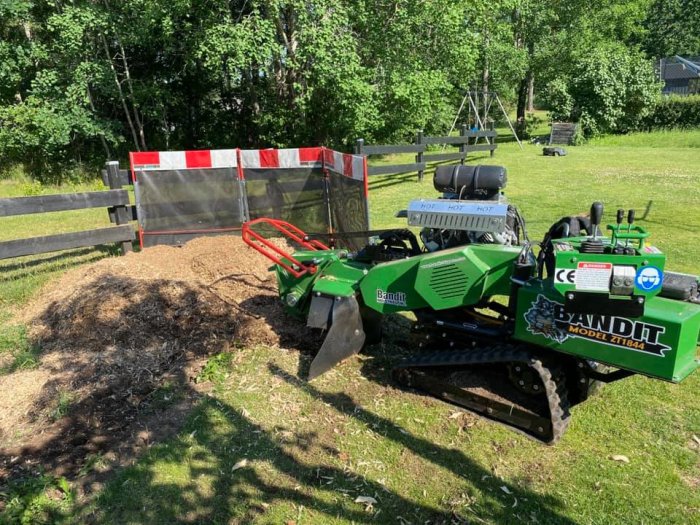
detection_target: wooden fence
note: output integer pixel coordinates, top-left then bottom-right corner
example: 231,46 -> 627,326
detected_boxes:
0,161 -> 135,261
355,125 -> 497,181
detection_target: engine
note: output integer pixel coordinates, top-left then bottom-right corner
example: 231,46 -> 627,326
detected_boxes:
414,165 -> 524,251
356,165 -> 524,263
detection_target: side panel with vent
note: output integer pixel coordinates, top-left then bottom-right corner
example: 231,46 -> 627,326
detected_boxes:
359,244 -> 520,314
414,245 -> 520,310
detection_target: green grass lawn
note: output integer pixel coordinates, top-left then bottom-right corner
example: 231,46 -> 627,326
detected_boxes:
1,131 -> 699,524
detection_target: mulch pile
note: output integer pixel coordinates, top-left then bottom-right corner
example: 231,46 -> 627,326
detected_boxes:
0,235 -> 319,489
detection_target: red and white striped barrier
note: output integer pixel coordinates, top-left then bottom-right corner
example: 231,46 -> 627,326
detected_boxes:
130,147 -> 367,182
322,149 -> 365,182
130,149 -> 238,170
239,147 -> 323,169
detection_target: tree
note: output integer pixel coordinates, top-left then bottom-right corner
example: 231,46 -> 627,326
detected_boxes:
543,44 -> 661,136
644,0 -> 700,58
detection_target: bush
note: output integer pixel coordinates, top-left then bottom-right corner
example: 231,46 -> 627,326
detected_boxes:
541,46 -> 661,137
541,78 -> 574,122
642,95 -> 700,130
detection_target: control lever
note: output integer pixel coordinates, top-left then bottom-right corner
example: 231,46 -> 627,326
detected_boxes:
614,209 -> 625,254
590,202 -> 604,239
616,208 -> 625,226
625,209 -> 636,254
581,202 -> 605,254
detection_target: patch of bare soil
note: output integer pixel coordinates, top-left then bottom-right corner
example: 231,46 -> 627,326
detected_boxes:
0,235 -> 320,491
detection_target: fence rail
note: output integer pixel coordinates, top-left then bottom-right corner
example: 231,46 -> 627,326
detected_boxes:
355,125 -> 497,180
0,226 -> 134,260
0,161 -> 135,261
0,190 -> 129,217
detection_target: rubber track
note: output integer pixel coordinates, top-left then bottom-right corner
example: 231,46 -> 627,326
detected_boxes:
393,345 -> 572,444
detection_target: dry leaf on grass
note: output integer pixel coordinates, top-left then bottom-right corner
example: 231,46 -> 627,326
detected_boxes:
232,458 -> 249,471
609,455 -> 630,463
354,495 -> 377,506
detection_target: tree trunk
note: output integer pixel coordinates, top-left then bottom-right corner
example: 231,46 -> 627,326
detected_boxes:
516,77 -> 528,129
526,41 -> 535,112
116,38 -> 146,150
103,0 -> 147,150
101,33 -> 140,151
22,22 -> 32,41
481,34 -> 489,126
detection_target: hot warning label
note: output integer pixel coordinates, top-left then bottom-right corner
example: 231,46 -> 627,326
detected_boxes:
575,262 -> 612,292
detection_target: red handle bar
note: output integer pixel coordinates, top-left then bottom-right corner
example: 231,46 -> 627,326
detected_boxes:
242,218 -> 330,278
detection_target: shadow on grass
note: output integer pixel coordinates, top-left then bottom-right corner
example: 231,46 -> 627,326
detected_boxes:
85,362 -> 577,524
368,171 -> 422,191
0,246 -> 117,284
90,395 -> 465,524
268,363 -> 577,525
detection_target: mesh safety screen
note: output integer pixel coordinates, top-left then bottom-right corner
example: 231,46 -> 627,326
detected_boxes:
244,168 -> 329,235
327,174 -> 369,251
134,168 -> 245,247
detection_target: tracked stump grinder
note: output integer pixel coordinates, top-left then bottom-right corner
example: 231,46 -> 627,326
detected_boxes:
243,165 -> 700,443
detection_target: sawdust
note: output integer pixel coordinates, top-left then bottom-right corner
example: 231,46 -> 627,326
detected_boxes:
0,235 -> 319,486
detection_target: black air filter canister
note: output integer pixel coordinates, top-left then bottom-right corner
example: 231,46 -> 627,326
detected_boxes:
660,272 -> 700,302
433,165 -> 507,199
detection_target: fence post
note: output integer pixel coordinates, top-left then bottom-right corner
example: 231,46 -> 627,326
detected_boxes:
354,138 -> 364,155
460,124 -> 468,165
105,160 -> 133,254
416,130 -> 424,181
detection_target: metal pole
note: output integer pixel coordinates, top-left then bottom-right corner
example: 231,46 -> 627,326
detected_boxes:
443,92 -> 470,151
495,94 -> 523,150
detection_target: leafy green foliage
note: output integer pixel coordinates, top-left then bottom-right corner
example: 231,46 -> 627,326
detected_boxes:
541,78 -> 574,123
644,0 -> 700,57
544,46 -> 661,136
643,95 -> 700,130
0,0 -> 698,179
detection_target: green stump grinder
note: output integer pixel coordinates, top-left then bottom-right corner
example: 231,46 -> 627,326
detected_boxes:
243,165 -> 700,443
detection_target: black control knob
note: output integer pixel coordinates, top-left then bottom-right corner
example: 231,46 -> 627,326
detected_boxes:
590,202 -> 604,237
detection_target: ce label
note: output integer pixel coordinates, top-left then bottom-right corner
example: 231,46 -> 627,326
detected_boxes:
555,269 -> 576,284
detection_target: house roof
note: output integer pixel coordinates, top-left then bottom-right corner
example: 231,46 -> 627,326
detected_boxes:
661,56 -> 700,80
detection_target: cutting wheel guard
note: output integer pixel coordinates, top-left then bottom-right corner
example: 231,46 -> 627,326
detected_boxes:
242,218 -> 330,278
